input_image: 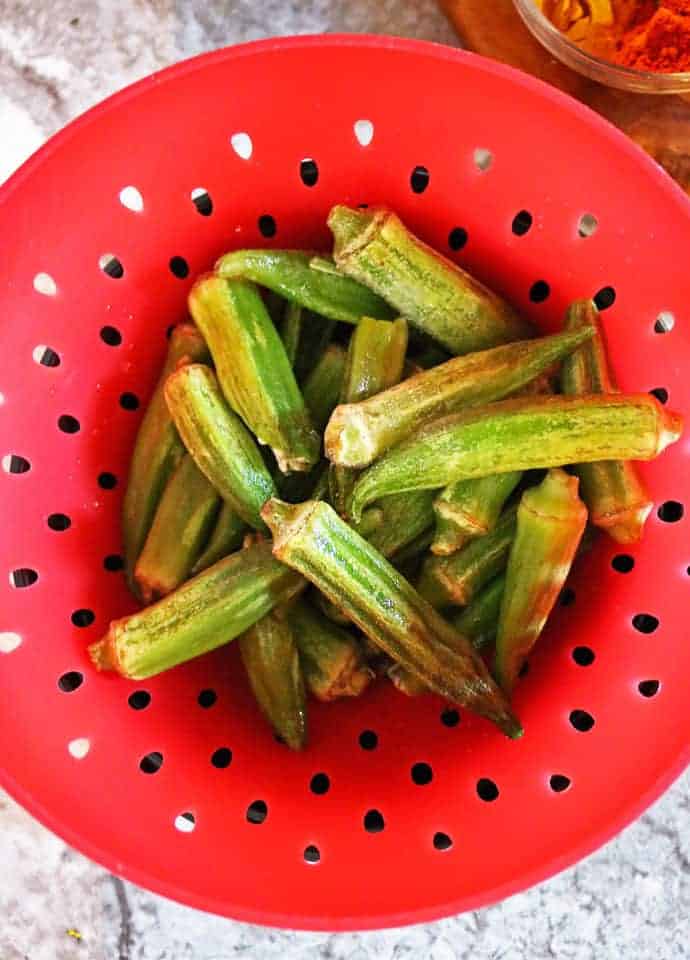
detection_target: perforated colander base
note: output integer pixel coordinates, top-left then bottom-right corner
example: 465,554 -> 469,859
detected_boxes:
1,36 -> 689,931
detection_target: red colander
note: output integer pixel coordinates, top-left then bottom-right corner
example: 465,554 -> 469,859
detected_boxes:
1,35 -> 689,931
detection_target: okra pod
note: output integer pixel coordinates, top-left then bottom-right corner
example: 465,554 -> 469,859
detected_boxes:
561,300 -> 653,543
216,249 -> 395,325
189,275 -> 319,472
391,528 -> 435,568
134,454 -> 220,603
164,364 -> 277,530
314,590 -> 353,627
302,344 -> 347,433
330,316 -> 408,515
261,498 -> 522,738
294,313 -> 337,384
452,574 -> 506,650
280,300 -> 302,367
325,327 -> 595,468
365,490 -> 436,559
349,393 -> 682,522
390,574 -> 505,697
418,506 -> 517,608
432,471 -> 522,556
239,610 -> 307,750
89,541 -> 304,679
122,324 -> 209,588
191,502 -> 247,575
328,205 -> 531,353
494,469 -> 587,694
287,599 -> 373,700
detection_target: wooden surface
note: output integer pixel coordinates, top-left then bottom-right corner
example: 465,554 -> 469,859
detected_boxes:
439,0 -> 690,191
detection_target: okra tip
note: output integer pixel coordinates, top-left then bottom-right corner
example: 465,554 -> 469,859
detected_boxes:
659,408 -> 684,453
503,716 -> 524,740
602,501 -> 653,544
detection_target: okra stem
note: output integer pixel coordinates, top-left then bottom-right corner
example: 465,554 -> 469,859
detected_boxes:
418,506 -> 517,608
189,275 -> 319,472
261,498 -> 522,738
89,541 -> 304,679
432,472 -> 522,556
164,364 -> 277,530
328,205 -> 532,354
239,610 -> 307,750
191,502 -> 247,575
216,249 -> 395,325
122,324 -> 209,589
134,454 -> 220,603
325,327 -> 595,468
348,393 -> 682,522
561,300 -> 653,543
287,599 -> 373,700
494,469 -> 587,694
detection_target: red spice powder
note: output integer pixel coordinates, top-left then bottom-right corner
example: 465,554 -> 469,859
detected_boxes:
614,0 -> 690,72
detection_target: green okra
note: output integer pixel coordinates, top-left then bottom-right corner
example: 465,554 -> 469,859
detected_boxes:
452,574 -> 506,650
495,469 -> 587,694
164,364 -> 277,530
365,490 -> 436,559
348,393 -> 683,522
280,301 -> 302,368
388,663 -> 427,697
391,528 -> 435,568
89,541 -> 304,679
134,454 -> 220,603
191,502 -> 247,575
328,205 -> 531,354
418,506 -> 517,609
189,275 -> 319,472
287,598 -> 373,700
314,591 -> 353,627
216,249 -> 396,325
302,344 -> 347,433
390,569 -> 506,698
122,324 -> 209,590
294,313 -> 337,384
432,472 -> 522,556
330,316 -> 408,516
261,498 -> 522,738
239,610 -> 307,750
340,316 -> 409,404
325,327 -> 596,469
561,300 -> 653,544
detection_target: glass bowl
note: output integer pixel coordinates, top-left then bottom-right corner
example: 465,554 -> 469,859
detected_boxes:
513,0 -> 690,94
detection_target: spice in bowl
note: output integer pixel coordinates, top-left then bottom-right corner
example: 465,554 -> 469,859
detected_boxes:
536,0 -> 690,72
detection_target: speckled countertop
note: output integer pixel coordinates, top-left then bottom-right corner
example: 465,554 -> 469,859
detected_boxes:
1,3 -> 689,958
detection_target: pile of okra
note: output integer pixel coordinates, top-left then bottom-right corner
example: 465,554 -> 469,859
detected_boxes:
89,205 -> 683,748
